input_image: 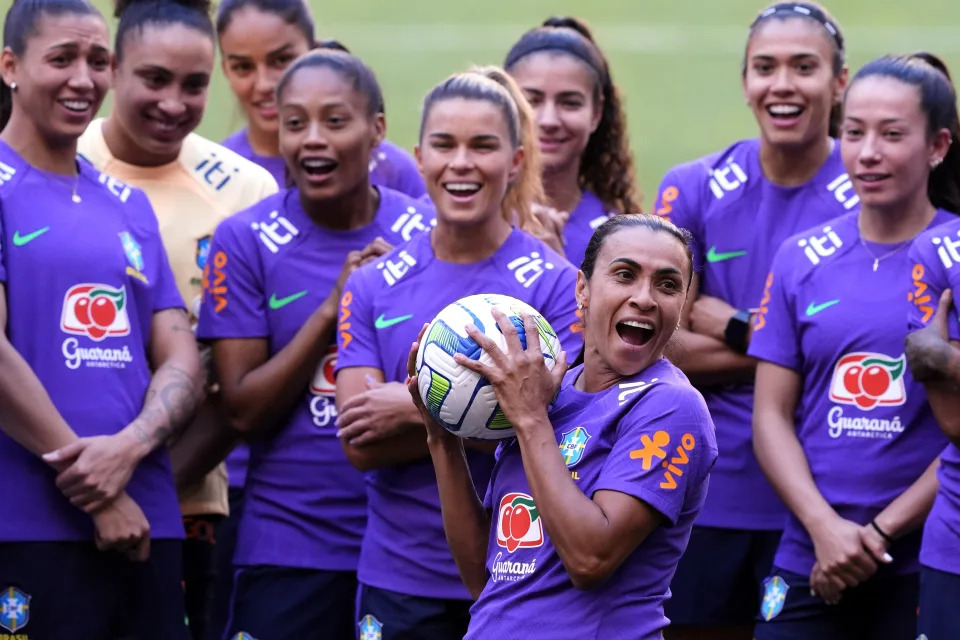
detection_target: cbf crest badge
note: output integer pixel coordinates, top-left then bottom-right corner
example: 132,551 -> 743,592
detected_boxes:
761,575 -> 789,621
0,586 -> 30,633
196,235 -> 212,270
559,426 -> 591,468
359,613 -> 383,640
231,633 -> 258,640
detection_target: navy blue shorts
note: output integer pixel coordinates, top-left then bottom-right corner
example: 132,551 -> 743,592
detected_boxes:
665,526 -> 781,626
0,539 -> 189,640
206,486 -> 244,640
753,568 -> 918,640
225,565 -> 357,640
356,584 -> 471,640
918,566 -> 960,639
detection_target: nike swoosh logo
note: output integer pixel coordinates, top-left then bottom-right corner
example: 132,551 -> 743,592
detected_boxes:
268,290 -> 308,310
375,313 -> 413,329
706,246 -> 747,263
805,299 -> 840,316
12,227 -> 50,246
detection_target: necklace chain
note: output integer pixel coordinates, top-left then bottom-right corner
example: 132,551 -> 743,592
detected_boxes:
856,212 -> 931,272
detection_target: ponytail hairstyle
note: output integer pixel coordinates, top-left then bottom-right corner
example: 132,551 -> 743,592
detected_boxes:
313,39 -> 386,116
1,0 -> 101,131
745,2 -> 846,138
215,0 -> 314,46
846,53 -> 960,214
419,66 -> 545,228
505,16 -> 639,214
114,0 -> 213,62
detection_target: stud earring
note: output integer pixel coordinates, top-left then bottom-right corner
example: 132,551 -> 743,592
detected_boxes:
9,82 -> 16,92
576,301 -> 583,310
931,157 -> 944,169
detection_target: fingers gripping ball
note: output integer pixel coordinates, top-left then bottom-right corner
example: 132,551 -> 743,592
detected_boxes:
415,294 -> 562,439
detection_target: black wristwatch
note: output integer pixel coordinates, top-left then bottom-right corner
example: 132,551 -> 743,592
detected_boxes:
724,310 -> 752,354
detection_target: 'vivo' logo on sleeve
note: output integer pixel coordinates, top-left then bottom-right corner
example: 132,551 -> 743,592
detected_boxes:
798,225 -> 843,265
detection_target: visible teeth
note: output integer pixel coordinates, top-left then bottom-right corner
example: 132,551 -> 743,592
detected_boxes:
445,182 -> 481,193
769,104 -> 802,116
622,320 -> 653,330
303,158 -> 334,168
62,100 -> 90,112
860,175 -> 886,182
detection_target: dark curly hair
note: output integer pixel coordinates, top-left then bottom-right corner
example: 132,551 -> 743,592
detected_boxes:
505,16 -> 640,214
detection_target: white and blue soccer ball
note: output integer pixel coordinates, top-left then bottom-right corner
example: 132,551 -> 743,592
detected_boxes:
416,293 -> 562,440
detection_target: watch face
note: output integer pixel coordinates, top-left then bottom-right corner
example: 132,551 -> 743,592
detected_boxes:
726,311 -> 751,353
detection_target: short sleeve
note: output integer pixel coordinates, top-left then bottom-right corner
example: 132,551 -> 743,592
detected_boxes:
130,191 -> 183,313
593,386 -> 714,525
538,261 -> 582,357
748,244 -> 802,371
652,166 -> 702,269
0,200 -> 6,283
195,220 -> 268,340
334,266 -> 381,372
906,238 -> 960,340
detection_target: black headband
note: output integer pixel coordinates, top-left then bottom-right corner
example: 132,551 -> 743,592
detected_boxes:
504,28 -> 610,89
752,3 -> 844,52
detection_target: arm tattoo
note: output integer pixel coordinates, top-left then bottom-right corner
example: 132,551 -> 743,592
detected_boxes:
132,363 -> 204,447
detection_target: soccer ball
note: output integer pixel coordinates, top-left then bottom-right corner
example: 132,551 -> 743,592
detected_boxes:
415,293 -> 562,440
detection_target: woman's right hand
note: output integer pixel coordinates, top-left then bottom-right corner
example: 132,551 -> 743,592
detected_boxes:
91,492 -> 151,562
808,513 -> 879,588
406,324 -> 460,448
334,236 -> 393,296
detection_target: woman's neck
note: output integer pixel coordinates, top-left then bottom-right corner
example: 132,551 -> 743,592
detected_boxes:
759,135 -> 833,187
1,114 -> 77,175
247,122 -> 280,157
542,161 -> 583,214
300,181 -> 379,231
102,115 -> 180,167
859,191 -> 937,244
431,213 -> 512,263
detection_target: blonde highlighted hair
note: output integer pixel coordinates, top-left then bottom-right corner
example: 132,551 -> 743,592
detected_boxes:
419,65 -> 545,229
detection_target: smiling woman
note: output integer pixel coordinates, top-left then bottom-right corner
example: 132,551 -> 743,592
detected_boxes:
74,1 -> 278,636
405,214 -> 717,640
0,0 -> 204,637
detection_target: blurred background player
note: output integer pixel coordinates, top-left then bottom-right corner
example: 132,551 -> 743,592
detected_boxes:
750,52 -> 958,640
653,4 -> 855,637
215,0 -> 425,197
0,0 -> 203,636
411,214 -> 717,640
197,49 -> 434,639
334,67 -> 581,640
75,0 -> 278,637
902,54 -> 960,640
504,16 -> 639,268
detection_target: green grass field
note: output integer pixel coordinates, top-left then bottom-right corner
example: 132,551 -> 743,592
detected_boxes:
10,0 -> 960,201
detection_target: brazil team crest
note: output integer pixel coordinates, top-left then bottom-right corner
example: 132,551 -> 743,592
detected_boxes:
358,613 -> 383,640
119,231 -> 145,272
0,586 -> 30,633
196,235 -> 212,269
231,633 -> 258,640
559,426 -> 591,468
761,575 -> 789,621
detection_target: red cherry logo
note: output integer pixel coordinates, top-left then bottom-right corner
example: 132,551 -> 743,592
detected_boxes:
859,365 -> 890,399
854,394 -> 878,409
74,297 -> 92,326
501,505 -> 514,541
90,296 -> 117,328
86,325 -> 107,340
510,504 -> 531,540
843,365 -> 863,395
323,356 -> 337,386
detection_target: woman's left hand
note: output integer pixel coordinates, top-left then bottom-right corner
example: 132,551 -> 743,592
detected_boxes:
455,309 -> 567,432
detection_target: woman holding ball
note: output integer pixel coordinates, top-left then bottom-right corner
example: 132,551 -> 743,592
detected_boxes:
406,214 -> 717,640
334,67 -> 581,638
